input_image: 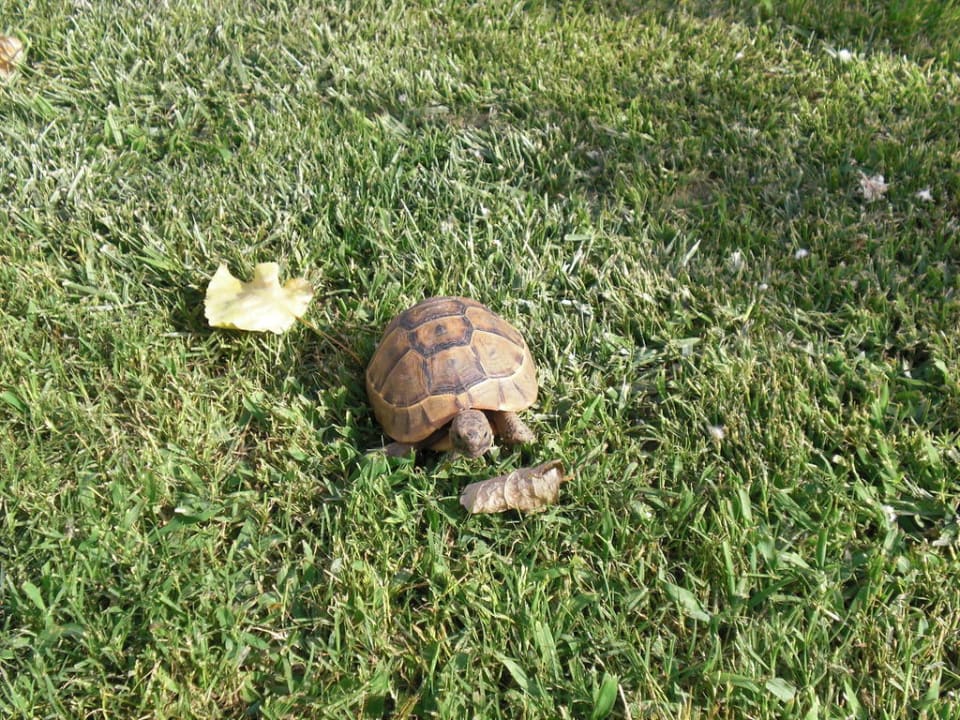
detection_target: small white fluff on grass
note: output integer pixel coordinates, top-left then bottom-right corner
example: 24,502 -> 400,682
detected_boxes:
706,424 -> 726,443
728,249 -> 745,272
825,47 -> 854,63
859,172 -> 889,202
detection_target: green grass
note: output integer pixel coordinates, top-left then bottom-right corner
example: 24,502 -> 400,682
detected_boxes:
2,0 -> 959,717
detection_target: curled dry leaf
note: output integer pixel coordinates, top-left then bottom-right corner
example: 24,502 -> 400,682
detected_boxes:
204,262 -> 313,334
460,460 -> 568,514
0,35 -> 24,77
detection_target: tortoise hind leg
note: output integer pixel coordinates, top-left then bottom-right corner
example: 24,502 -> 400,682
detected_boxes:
383,425 -> 450,457
384,441 -> 417,457
490,411 -> 536,445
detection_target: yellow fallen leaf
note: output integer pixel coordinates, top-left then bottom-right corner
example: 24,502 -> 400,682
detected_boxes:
460,460 -> 568,514
204,262 -> 313,334
0,35 -> 24,77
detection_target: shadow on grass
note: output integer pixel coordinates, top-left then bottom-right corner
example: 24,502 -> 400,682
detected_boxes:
570,0 -> 960,64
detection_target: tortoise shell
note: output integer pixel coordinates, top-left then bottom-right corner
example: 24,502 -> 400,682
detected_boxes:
366,296 -> 537,444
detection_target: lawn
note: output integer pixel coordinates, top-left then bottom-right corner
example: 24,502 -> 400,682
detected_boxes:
2,0 -> 959,718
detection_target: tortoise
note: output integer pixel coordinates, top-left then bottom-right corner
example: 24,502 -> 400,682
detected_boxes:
366,296 -> 538,457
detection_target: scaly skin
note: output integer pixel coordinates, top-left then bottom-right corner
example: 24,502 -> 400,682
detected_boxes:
491,411 -> 536,445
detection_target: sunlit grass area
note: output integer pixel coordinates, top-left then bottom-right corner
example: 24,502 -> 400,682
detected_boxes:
2,0 -> 959,717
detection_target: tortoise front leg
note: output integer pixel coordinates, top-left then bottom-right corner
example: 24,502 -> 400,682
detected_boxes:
490,411 -> 536,445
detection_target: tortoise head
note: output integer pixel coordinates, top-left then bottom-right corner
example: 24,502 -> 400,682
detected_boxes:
449,410 -> 494,457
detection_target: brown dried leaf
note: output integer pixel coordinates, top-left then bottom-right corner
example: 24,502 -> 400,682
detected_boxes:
460,460 -> 568,514
0,35 -> 25,77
